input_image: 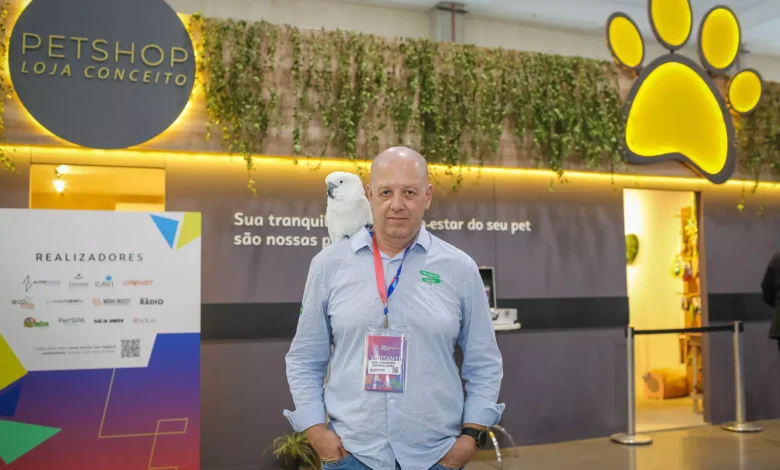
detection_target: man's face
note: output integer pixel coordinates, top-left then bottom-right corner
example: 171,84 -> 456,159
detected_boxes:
368,161 -> 432,241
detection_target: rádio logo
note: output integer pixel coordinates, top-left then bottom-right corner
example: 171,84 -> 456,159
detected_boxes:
140,298 -> 164,306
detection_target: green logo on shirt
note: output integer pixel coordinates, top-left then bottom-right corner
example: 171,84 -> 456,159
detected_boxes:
420,270 -> 441,284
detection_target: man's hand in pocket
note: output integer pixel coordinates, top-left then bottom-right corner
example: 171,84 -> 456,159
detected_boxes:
438,435 -> 477,468
305,424 -> 348,462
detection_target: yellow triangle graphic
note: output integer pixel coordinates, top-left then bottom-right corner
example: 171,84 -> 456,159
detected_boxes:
0,334 -> 26,391
176,212 -> 202,250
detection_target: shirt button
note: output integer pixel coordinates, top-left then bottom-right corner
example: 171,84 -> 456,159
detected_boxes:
389,399 -> 395,405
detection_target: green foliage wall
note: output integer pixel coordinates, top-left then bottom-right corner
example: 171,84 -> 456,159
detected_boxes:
189,15 -> 780,191
191,16 -> 629,190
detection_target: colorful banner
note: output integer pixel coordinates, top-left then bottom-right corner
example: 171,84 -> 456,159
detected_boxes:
0,209 -> 200,469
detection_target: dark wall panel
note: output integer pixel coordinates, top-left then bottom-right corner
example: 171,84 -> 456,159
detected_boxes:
201,340 -> 293,470
703,322 -> 780,424
700,187 -> 780,423
497,328 -> 627,445
165,159 -> 630,308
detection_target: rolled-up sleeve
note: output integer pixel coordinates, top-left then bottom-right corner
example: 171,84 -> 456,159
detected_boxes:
283,255 -> 331,432
458,261 -> 506,427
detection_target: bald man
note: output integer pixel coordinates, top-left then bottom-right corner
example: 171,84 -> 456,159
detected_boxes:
284,147 -> 504,470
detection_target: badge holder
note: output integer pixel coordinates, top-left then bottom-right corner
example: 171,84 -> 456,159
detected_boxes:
363,324 -> 409,393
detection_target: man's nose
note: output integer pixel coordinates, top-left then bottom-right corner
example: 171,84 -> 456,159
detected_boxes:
390,193 -> 404,211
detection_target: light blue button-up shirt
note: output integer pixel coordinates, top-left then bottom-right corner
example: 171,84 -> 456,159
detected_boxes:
284,226 -> 505,470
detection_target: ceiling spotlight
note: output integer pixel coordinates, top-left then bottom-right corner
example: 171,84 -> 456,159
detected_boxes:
56,164 -> 69,174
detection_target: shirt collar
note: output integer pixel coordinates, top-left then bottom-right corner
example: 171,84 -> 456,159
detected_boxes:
350,224 -> 431,254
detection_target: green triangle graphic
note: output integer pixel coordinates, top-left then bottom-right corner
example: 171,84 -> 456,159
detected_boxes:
0,420 -> 60,464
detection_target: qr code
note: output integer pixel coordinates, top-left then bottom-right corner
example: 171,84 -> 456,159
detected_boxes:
121,339 -> 140,358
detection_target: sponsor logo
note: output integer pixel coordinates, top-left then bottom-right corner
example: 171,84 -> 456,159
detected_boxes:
23,275 -> 61,292
24,317 -> 49,328
59,317 -> 85,325
11,297 -> 35,309
94,318 -> 125,324
95,275 -> 114,288
124,279 -> 154,287
140,298 -> 164,306
93,298 -> 131,306
132,317 -> 157,324
47,299 -> 84,306
69,273 -> 89,289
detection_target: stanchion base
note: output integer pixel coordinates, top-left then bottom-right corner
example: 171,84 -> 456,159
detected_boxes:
721,422 -> 763,433
610,433 -> 653,445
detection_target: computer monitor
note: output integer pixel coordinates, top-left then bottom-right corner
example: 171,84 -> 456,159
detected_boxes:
479,266 -> 496,309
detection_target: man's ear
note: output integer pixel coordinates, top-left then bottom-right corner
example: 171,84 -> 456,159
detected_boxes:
366,184 -> 372,202
424,183 -> 433,210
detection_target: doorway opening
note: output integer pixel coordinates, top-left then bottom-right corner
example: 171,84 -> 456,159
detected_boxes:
29,164 -> 165,211
623,188 -> 706,433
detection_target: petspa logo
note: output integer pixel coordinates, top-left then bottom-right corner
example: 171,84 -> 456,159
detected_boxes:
150,212 -> 202,251
605,0 -> 762,184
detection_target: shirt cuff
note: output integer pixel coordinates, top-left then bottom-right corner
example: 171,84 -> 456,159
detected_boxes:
463,396 -> 506,427
283,402 -> 327,432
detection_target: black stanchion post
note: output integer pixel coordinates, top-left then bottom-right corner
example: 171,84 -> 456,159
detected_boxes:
721,321 -> 762,433
610,326 -> 653,445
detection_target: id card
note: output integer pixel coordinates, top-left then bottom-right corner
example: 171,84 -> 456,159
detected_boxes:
363,325 -> 409,393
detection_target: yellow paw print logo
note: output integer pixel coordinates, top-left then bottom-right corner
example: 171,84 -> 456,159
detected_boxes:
606,0 -> 763,184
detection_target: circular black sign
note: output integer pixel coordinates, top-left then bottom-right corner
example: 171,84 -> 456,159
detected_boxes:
9,0 -> 195,149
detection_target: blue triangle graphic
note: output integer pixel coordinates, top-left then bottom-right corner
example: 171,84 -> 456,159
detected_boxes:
150,215 -> 179,249
0,379 -> 23,418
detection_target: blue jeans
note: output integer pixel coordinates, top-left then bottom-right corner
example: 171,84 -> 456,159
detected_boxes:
321,453 -> 462,470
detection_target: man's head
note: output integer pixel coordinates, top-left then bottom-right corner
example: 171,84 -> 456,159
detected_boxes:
367,146 -> 433,244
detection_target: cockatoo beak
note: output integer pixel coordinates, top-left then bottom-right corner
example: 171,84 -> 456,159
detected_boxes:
327,182 -> 338,199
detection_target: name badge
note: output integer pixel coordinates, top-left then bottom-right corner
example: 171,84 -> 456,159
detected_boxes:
363,325 -> 408,393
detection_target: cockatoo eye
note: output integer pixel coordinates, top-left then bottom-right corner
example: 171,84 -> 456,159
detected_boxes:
340,180 -> 343,184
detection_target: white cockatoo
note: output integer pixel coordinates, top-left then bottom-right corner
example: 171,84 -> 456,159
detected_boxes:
325,171 -> 373,242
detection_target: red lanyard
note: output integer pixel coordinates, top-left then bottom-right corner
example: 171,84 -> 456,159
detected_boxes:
372,231 -> 412,328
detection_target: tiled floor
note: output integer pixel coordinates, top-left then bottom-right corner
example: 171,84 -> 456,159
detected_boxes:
468,419 -> 780,470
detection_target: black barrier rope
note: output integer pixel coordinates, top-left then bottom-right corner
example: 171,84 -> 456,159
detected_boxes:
633,324 -> 740,335
611,321 -> 762,447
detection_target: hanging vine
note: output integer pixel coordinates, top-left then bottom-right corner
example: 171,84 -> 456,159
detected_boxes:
734,82 -> 780,212
190,15 -> 283,195
0,2 -> 13,172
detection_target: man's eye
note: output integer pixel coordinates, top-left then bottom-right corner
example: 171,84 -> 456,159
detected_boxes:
405,190 -> 415,196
